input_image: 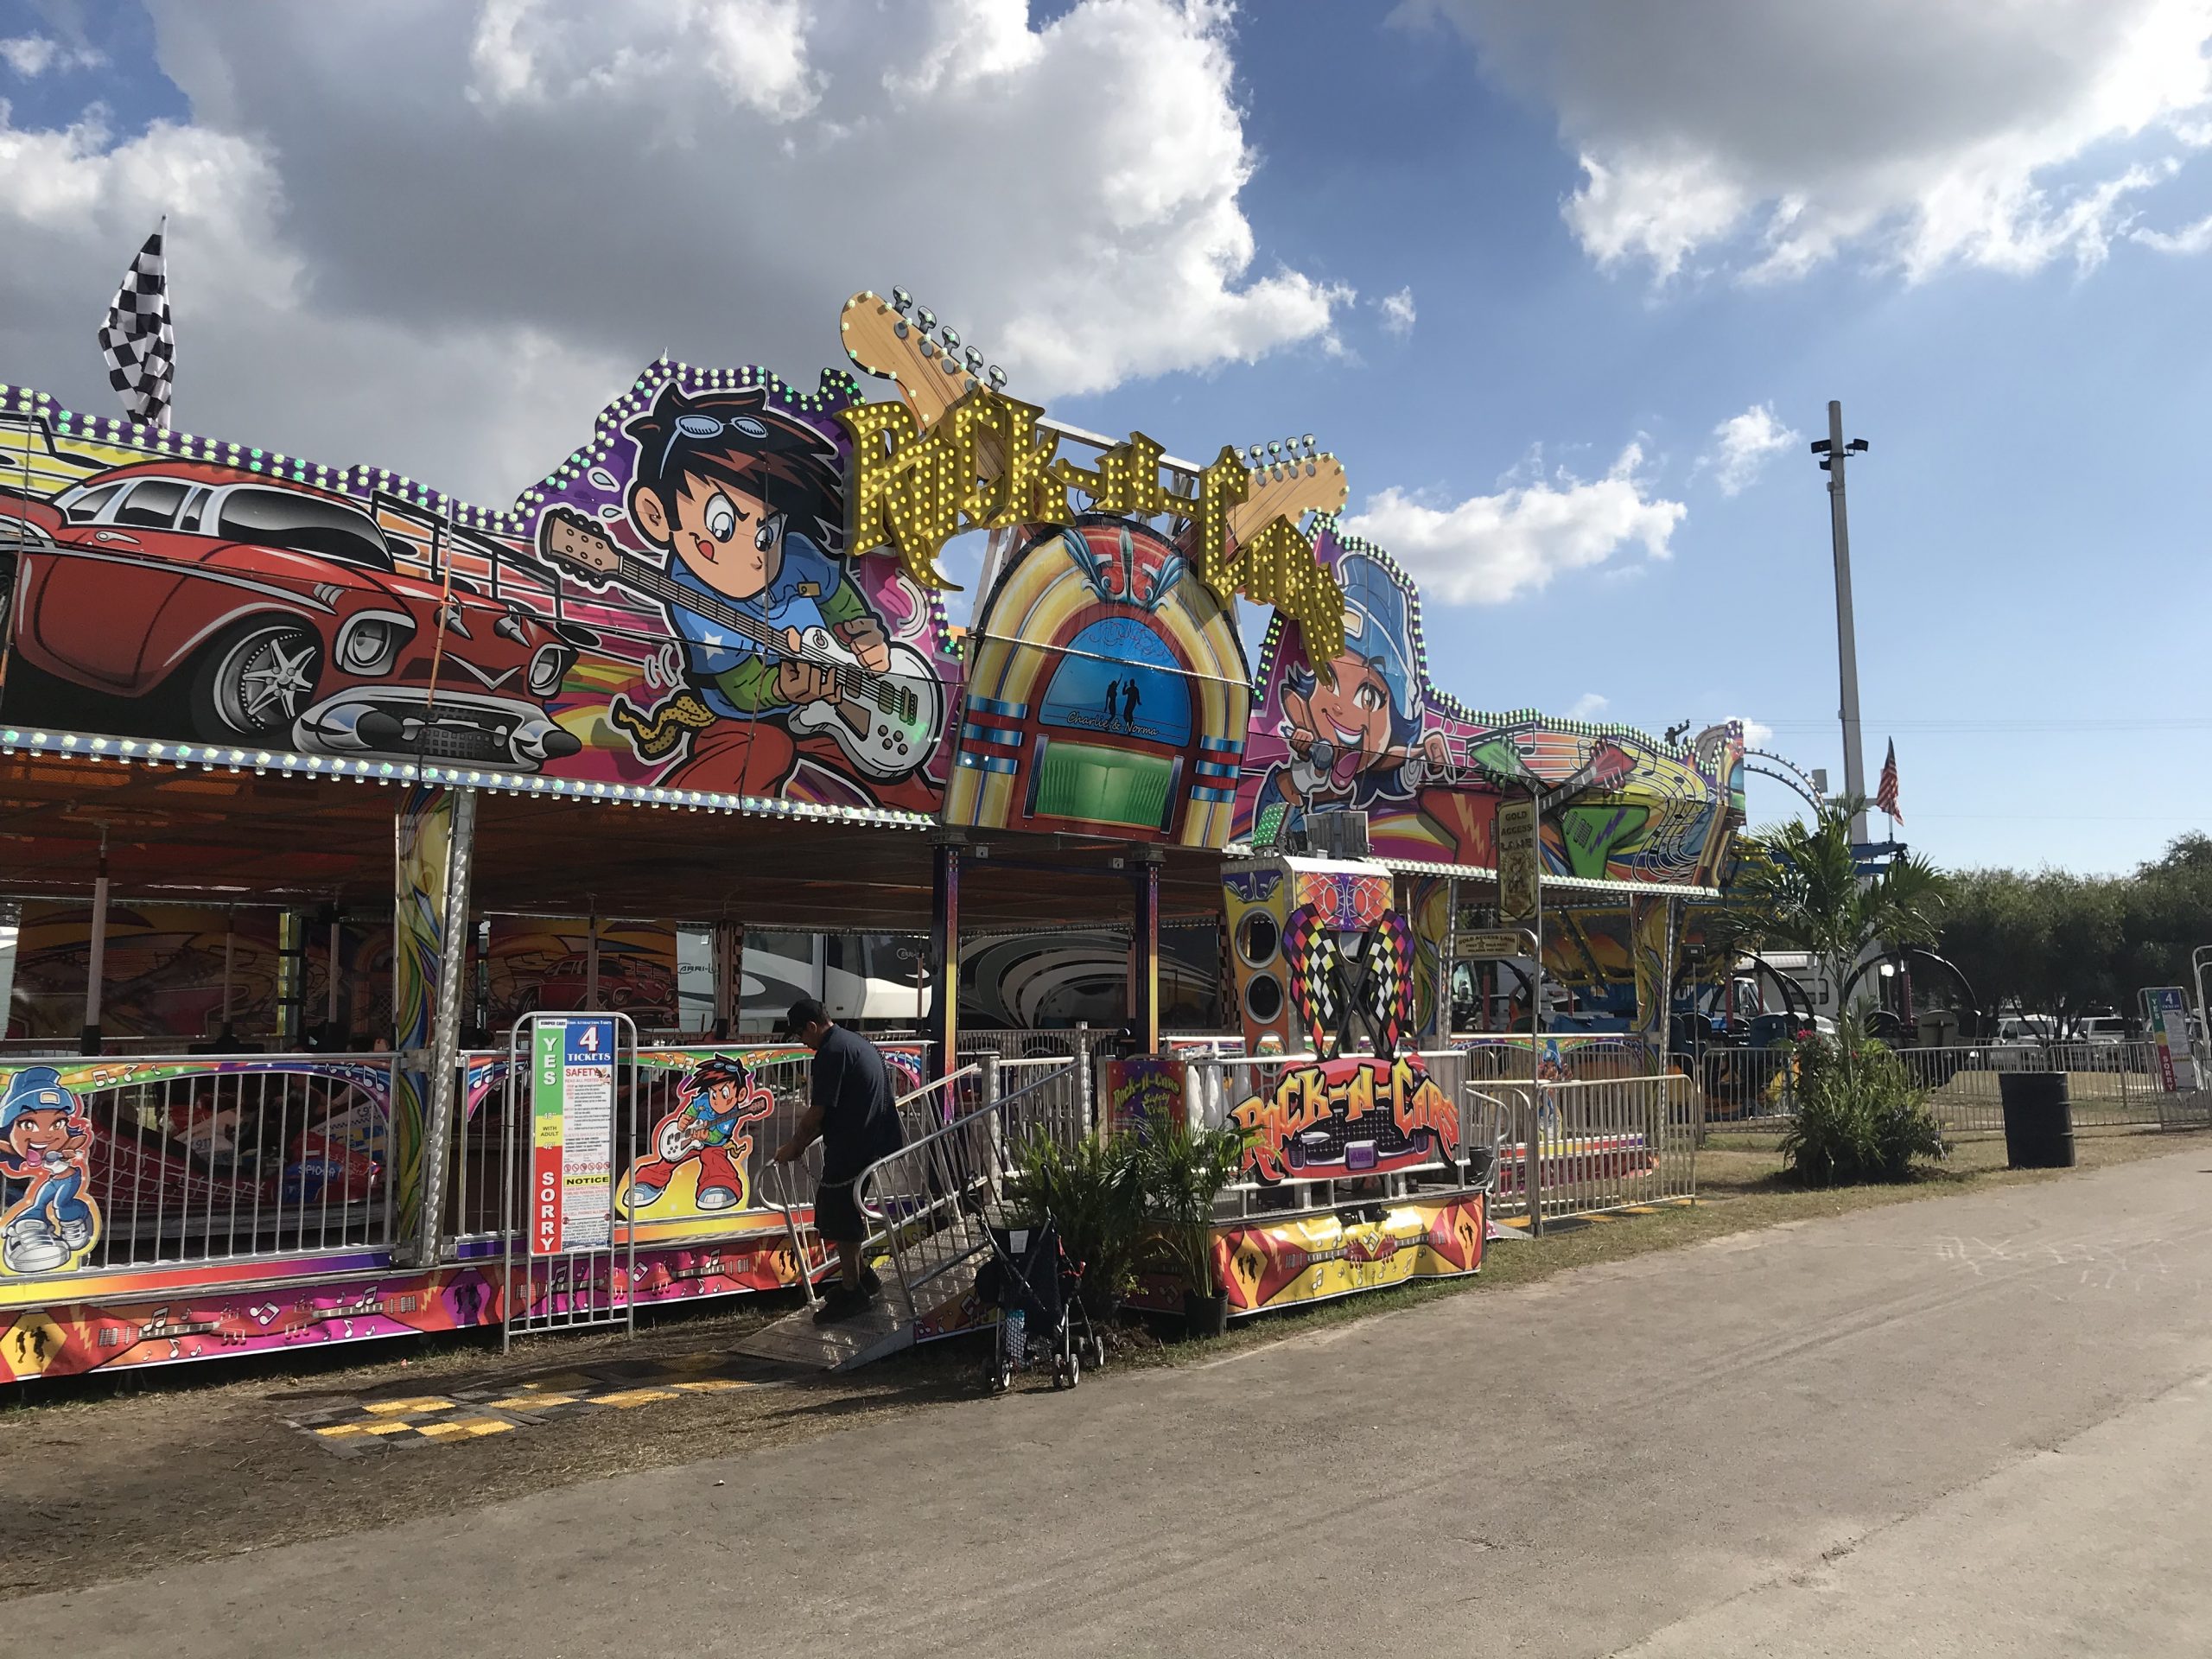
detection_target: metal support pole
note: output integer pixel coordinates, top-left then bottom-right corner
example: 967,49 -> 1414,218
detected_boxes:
1134,852 -> 1162,1052
1528,792 -> 1545,1238
2191,945 -> 2212,1079
1440,875 -> 1459,1042
930,838 -> 962,1080
276,909 -> 305,1048
219,908 -> 237,1035
583,910 -> 601,1010
1822,399 -> 1870,845
415,788 -> 478,1266
326,909 -> 343,1034
79,830 -> 109,1056
713,918 -> 744,1040
1074,1019 -> 1096,1138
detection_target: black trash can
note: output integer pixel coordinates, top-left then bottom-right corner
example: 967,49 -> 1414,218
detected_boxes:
1999,1071 -> 2075,1168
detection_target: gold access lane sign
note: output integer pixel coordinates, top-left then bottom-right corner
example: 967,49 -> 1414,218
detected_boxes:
1497,798 -> 1540,924
1454,929 -> 1537,961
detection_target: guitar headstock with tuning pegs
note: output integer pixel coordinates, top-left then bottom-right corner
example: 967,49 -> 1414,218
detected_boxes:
839,288 -> 1008,429
1225,435 -> 1349,545
538,505 -> 623,586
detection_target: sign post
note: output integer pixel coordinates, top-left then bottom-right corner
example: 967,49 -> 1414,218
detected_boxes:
1497,794 -> 1542,1236
506,1012 -> 630,1352
2146,987 -> 2195,1092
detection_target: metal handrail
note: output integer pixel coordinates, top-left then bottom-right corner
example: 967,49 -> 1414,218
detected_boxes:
757,1063 -> 984,1312
851,1060 -> 1077,1327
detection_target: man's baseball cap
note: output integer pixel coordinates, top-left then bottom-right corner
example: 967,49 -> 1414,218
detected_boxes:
776,996 -> 828,1039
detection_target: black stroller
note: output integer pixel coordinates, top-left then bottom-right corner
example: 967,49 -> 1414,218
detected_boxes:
974,1216 -> 1105,1393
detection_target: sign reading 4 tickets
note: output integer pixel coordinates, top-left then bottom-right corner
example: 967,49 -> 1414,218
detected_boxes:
531,1016 -> 616,1257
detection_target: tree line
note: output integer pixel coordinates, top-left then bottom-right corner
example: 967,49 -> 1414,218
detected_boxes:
1936,834 -> 2212,1037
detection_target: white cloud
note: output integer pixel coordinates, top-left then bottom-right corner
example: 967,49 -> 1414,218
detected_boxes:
1377,285 -> 1416,338
1402,0 -> 2212,283
1341,442 -> 1686,606
1568,691 -> 1608,719
1698,402 -> 1800,496
0,0 -> 1351,503
0,35 -> 105,77
2132,208 -> 2212,251
1728,715 -> 1774,748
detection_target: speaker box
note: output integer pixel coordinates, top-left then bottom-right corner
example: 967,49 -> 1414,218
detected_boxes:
1222,860 -> 1294,1052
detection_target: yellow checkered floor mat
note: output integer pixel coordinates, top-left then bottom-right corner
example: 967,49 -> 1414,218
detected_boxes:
1491,1195 -> 1704,1235
284,1353 -> 790,1456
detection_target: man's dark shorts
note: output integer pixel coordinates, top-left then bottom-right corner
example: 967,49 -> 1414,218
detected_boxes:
814,1178 -> 865,1244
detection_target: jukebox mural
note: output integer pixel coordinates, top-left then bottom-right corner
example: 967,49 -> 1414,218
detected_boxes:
945,518 -> 1250,845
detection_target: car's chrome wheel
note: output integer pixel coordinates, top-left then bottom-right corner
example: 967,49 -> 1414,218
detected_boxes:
194,620 -> 322,741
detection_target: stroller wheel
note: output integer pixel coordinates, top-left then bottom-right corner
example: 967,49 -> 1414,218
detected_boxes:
1086,1335 -> 1107,1370
989,1364 -> 1013,1395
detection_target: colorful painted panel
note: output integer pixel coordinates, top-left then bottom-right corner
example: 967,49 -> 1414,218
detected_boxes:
1238,524 -> 1745,884
0,365 -> 959,817
945,519 -> 1250,846
0,1054 -> 392,1284
483,918 -> 677,1030
1227,1054 -> 1459,1185
0,1237 -> 810,1383
1215,1193 -> 1484,1314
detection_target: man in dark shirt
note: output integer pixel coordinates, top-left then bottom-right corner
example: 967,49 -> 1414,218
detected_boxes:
772,997 -> 906,1322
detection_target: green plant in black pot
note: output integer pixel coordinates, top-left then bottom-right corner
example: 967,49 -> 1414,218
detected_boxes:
1003,1125 -> 1147,1320
1135,1100 -> 1252,1339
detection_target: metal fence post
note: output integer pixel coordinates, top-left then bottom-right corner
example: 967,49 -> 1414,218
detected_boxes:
1525,1086 -> 1544,1238
983,1053 -> 1003,1166
1074,1020 -> 1095,1138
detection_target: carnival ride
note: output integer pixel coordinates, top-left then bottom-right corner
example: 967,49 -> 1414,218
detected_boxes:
0,282 -> 1764,1381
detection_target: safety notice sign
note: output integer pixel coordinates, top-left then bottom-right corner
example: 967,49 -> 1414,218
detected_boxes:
530,1015 -> 615,1255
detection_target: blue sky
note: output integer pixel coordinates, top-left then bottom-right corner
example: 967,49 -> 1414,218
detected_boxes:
3,0 -> 2209,874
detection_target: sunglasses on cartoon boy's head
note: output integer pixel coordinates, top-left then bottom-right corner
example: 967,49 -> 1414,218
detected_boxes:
659,411 -> 771,479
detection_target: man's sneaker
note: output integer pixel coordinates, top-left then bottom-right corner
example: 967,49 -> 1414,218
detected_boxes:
696,1185 -> 738,1211
812,1286 -> 870,1325
860,1266 -> 883,1296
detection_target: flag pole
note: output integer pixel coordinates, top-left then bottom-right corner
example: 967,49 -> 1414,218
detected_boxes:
157,213 -> 169,431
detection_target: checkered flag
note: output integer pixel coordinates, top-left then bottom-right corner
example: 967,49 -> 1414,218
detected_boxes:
97,222 -> 174,429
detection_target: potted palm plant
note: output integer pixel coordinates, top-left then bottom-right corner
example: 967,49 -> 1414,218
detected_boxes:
1137,1101 -> 1251,1339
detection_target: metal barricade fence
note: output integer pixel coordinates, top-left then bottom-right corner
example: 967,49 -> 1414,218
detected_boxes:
446,1043 -> 819,1249
853,1062 -> 1080,1331
1470,1073 -> 1699,1230
1896,1040 -> 2179,1135
0,1052 -> 398,1279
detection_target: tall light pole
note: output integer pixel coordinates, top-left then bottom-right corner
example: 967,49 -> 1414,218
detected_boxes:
1810,402 -> 1870,845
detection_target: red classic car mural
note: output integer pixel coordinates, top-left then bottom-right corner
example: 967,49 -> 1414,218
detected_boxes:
0,461 -> 584,769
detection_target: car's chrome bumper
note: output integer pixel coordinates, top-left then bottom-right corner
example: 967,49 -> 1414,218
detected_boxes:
295,687 -> 582,770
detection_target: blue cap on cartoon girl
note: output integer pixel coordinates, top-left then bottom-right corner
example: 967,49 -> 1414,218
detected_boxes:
1338,553 -> 1417,721
0,1067 -> 73,1133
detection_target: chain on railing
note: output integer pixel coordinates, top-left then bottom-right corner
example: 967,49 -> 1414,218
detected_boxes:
0,1052 -> 397,1281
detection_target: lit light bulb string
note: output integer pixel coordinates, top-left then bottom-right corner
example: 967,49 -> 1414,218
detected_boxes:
0,372 -> 1731,777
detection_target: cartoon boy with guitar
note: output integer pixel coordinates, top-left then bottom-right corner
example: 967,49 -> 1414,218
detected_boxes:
541,384 -> 942,805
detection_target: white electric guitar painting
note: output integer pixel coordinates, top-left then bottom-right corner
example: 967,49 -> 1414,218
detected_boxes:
540,509 -> 944,780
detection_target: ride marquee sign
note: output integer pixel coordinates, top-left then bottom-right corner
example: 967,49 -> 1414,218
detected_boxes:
840,385 -> 1348,662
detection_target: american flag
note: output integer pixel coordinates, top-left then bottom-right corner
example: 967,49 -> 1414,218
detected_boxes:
1875,739 -> 1902,822
96,223 -> 174,429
